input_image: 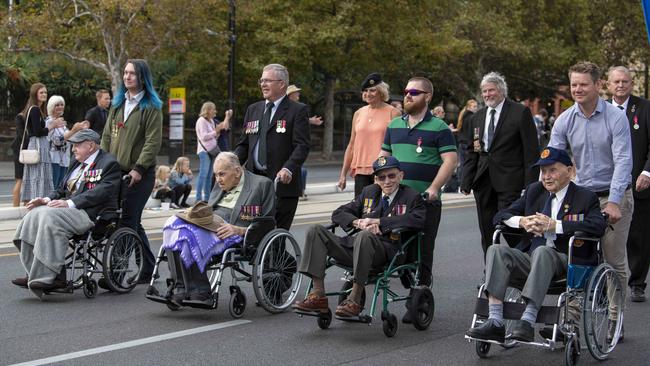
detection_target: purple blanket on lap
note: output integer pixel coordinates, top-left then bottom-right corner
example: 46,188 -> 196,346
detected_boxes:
161,216 -> 242,272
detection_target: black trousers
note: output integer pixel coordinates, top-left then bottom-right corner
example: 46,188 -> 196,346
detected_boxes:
276,196 -> 299,230
120,167 -> 156,276
171,184 -> 192,205
627,196 -> 650,289
472,172 -> 521,259
419,200 -> 442,287
354,174 -> 374,198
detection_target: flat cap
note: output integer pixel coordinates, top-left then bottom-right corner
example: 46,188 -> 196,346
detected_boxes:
68,129 -> 101,144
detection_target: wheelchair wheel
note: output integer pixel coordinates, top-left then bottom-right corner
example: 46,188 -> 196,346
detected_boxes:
229,289 -> 247,319
502,287 -> 525,349
381,310 -> 398,337
475,341 -> 491,358
409,286 -> 435,331
317,309 -> 332,330
583,263 -> 623,360
83,277 -> 98,299
337,280 -> 366,309
565,335 -> 580,366
102,227 -> 144,293
252,229 -> 302,314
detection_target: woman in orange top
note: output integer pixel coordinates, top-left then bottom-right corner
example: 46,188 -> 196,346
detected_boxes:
338,73 -> 401,197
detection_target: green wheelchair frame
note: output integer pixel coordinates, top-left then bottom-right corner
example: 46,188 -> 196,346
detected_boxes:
295,223 -> 435,337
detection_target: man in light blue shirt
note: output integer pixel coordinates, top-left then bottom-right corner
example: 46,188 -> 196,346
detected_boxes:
549,61 -> 633,342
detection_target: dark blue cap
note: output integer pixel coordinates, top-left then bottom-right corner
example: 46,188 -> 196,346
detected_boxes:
533,147 -> 573,167
373,156 -> 401,175
361,73 -> 382,91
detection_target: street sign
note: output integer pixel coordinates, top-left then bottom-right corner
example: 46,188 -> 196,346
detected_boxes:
169,87 -> 186,113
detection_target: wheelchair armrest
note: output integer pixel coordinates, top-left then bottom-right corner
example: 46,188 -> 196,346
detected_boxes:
572,231 -> 600,242
492,223 -> 524,244
241,216 -> 276,257
324,222 -> 338,232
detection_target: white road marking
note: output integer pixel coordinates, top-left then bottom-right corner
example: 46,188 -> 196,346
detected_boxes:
8,319 -> 252,366
0,243 -> 14,249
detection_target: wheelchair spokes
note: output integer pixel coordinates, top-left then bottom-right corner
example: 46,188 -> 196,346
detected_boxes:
102,227 -> 144,293
583,263 -> 623,360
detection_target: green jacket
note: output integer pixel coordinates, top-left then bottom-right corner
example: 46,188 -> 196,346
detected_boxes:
101,104 -> 162,174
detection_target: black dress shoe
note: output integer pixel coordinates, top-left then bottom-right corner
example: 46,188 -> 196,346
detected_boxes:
97,278 -> 113,291
12,277 -> 29,288
509,320 -> 534,342
29,280 -> 67,291
607,321 -> 624,343
630,286 -> 646,302
402,311 -> 412,324
466,319 -> 505,343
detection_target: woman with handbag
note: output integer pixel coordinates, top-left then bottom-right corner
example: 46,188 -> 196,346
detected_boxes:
46,95 -> 71,189
195,101 -> 231,202
20,83 -> 65,202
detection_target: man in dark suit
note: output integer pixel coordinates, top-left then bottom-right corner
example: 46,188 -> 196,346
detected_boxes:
608,66 -> 650,302
12,129 -> 121,298
461,72 -> 540,257
293,156 -> 426,317
466,147 -> 606,343
234,63 -> 310,230
84,89 -> 111,136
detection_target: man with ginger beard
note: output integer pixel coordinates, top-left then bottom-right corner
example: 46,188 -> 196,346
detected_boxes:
380,77 -> 457,322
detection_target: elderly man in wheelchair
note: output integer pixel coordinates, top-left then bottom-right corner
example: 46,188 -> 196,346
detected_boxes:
12,129 -> 122,299
292,156 -> 427,328
147,152 -> 302,316
465,147 -> 619,363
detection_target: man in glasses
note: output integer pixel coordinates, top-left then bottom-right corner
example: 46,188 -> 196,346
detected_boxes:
380,77 -> 457,322
293,156 -> 426,317
461,72 -> 539,258
234,63 -> 310,230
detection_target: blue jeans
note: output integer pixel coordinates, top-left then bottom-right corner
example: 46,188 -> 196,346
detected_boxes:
51,163 -> 67,190
196,151 -> 213,202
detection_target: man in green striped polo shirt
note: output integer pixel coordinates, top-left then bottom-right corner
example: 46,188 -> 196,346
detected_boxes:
380,77 -> 457,299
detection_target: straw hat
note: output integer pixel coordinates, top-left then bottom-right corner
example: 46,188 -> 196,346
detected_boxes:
176,202 -> 224,232
286,84 -> 301,95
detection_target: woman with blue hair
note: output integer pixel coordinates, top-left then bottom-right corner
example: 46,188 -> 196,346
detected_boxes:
101,59 -> 163,286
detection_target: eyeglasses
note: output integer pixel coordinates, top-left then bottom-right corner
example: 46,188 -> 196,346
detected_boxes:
376,173 -> 398,181
259,78 -> 282,85
404,89 -> 429,96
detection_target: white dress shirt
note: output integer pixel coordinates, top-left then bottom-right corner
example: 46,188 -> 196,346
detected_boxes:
482,99 -> 505,151
254,95 -> 288,172
612,97 -> 650,178
505,183 -> 570,248
124,90 -> 145,121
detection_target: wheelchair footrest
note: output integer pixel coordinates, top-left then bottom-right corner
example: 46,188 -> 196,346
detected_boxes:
474,297 -> 561,324
181,298 -> 218,310
294,309 -> 329,318
335,314 -> 372,323
145,293 -> 171,305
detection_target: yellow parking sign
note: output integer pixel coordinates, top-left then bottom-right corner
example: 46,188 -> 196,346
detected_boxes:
169,87 -> 186,113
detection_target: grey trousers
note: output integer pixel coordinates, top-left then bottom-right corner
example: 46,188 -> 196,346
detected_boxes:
485,244 -> 567,307
299,225 -> 388,285
598,189 -> 633,318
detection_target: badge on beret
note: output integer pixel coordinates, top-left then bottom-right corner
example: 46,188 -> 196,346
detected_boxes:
369,79 -> 375,86
540,149 -> 550,159
377,156 -> 387,167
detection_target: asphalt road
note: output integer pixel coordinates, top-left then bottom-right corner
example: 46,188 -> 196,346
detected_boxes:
0,205 -> 647,366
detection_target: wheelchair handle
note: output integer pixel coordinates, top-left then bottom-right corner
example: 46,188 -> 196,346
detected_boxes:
421,192 -> 429,201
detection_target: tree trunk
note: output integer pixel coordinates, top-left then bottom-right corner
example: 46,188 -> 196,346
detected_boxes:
322,75 -> 336,160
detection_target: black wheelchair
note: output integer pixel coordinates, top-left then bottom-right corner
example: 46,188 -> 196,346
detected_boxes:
294,222 -> 435,338
145,216 -> 303,317
56,175 -> 144,298
465,226 -> 624,366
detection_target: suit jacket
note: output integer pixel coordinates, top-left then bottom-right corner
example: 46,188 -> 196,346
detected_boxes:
461,99 -> 539,192
234,97 -> 310,197
332,184 -> 427,258
85,105 -> 108,137
49,149 -> 121,220
207,170 -> 275,227
624,95 -> 650,200
493,181 -> 606,265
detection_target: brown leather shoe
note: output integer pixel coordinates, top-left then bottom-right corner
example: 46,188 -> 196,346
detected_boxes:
335,299 -> 362,317
12,277 -> 29,288
292,293 -> 329,313
29,280 -> 67,291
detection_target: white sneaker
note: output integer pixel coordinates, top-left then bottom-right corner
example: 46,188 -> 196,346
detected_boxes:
170,203 -> 180,209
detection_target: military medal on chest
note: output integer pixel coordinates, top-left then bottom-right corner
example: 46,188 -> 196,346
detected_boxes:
633,115 -> 640,130
363,198 -> 374,214
416,137 -> 423,154
473,127 -> 481,152
276,120 -> 286,133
